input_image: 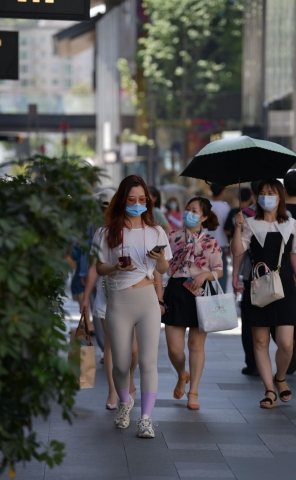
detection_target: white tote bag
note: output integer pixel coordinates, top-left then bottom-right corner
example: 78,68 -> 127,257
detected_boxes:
196,272 -> 238,333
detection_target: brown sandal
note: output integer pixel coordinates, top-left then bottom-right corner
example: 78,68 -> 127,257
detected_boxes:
187,391 -> 200,410
173,372 -> 190,399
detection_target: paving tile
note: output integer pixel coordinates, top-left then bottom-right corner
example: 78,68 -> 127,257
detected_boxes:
225,457 -> 296,480
217,383 -> 261,391
258,433 -> 296,452
205,422 -> 296,434
168,450 -> 226,463
242,412 -> 291,424
131,477 -> 179,480
175,462 -> 235,478
167,443 -> 219,451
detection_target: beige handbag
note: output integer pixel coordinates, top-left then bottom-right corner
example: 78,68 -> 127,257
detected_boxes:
251,238 -> 285,308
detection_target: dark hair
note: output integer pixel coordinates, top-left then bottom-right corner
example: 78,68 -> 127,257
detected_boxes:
105,175 -> 155,248
210,183 -> 225,197
255,179 -> 288,223
284,170 -> 296,197
240,187 -> 252,202
250,180 -> 261,196
166,196 -> 179,212
186,196 -> 219,231
148,185 -> 161,208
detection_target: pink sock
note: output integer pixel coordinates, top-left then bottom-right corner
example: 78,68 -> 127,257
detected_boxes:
141,392 -> 157,418
117,387 -> 130,404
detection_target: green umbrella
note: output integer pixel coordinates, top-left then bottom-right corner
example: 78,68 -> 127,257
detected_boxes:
180,136 -> 296,186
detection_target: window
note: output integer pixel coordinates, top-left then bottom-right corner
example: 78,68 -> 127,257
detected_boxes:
20,65 -> 30,73
20,36 -> 29,46
64,65 -> 73,74
64,79 -> 72,88
52,65 -> 59,72
20,51 -> 29,60
52,79 -> 59,85
21,79 -> 29,87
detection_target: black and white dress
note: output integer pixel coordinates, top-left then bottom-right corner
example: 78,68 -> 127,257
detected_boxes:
241,217 -> 296,327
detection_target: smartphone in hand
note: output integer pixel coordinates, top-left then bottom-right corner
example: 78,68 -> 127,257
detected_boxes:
151,245 -> 167,253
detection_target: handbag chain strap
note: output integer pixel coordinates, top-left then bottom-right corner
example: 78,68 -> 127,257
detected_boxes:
275,237 -> 285,274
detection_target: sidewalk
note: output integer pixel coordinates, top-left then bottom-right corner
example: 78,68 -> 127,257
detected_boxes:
14,292 -> 296,480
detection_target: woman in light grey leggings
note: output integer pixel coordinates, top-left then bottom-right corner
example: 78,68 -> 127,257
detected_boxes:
106,286 -> 161,394
96,175 -> 172,438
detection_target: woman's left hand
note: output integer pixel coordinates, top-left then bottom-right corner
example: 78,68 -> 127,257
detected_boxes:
190,272 -> 210,290
147,248 -> 165,261
160,305 -> 165,315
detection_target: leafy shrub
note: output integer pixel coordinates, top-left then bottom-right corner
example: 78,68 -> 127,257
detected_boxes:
0,155 -> 104,475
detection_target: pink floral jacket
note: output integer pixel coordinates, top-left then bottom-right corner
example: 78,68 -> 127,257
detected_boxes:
168,227 -> 223,278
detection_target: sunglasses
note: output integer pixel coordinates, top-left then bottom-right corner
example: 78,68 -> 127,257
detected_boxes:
126,196 -> 149,205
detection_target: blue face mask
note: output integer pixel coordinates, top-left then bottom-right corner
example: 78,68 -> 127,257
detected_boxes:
182,211 -> 200,228
169,201 -> 177,210
126,203 -> 147,217
258,195 -> 279,212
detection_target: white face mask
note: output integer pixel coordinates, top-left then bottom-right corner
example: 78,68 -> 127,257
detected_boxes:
258,195 -> 279,211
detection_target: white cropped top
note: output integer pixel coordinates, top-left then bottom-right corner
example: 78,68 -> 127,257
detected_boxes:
91,225 -> 172,291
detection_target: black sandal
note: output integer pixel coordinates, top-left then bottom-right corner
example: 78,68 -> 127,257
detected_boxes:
260,390 -> 278,409
274,374 -> 292,403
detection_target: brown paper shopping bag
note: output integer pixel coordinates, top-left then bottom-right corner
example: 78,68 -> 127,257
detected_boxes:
68,314 -> 96,389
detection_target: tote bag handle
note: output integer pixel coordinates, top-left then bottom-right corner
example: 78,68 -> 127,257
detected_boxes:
204,271 -> 224,296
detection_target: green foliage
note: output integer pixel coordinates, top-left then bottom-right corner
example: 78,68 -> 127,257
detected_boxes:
138,0 -> 243,119
0,155 -> 104,474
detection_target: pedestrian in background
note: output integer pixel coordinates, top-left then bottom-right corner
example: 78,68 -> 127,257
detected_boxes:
284,170 -> 296,374
162,197 -> 223,410
70,242 -> 95,335
148,186 -> 171,234
232,181 -> 261,377
165,196 -> 183,231
232,179 -> 296,408
96,175 -> 172,438
209,183 -> 230,292
80,189 -> 138,410
224,187 -> 252,239
285,170 -> 296,219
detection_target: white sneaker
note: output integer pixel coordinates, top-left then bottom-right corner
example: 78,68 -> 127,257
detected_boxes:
114,396 -> 134,429
137,415 -> 157,438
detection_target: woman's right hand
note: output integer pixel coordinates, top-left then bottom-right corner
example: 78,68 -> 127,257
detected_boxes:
115,262 -> 137,272
235,211 -> 244,229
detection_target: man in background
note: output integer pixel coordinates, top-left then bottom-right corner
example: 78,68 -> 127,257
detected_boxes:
209,183 -> 230,292
284,171 -> 296,374
285,170 -> 296,219
224,188 -> 252,240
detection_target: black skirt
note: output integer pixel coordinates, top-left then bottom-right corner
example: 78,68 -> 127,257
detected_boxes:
162,277 -> 216,328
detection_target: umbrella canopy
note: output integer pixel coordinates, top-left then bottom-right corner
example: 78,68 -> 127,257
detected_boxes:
180,136 -> 296,186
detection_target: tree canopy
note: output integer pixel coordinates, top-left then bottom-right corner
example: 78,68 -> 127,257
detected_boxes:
138,0 -> 243,119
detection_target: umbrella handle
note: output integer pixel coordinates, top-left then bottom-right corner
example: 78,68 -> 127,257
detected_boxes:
239,177 -> 241,211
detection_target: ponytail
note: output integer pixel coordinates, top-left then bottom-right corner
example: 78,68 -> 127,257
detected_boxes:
202,210 -> 219,231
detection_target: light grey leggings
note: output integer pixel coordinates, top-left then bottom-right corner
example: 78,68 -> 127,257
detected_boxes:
105,284 -> 161,392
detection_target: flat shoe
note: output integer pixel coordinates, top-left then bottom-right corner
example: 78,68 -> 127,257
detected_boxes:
260,390 -> 278,409
174,372 -> 190,399
106,403 -> 117,410
187,391 -> 200,410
